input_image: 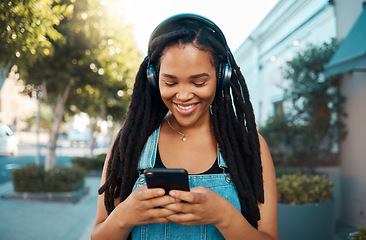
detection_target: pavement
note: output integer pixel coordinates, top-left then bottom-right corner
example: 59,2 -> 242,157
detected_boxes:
0,131 -> 111,240
0,175 -> 358,240
0,177 -> 100,240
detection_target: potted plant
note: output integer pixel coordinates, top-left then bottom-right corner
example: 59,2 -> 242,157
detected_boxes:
3,164 -> 88,203
277,172 -> 335,240
348,226 -> 366,240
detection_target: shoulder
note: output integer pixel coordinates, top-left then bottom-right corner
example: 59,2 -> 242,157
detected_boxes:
258,133 -> 271,159
257,133 -> 275,185
256,134 -> 279,239
258,133 -> 267,146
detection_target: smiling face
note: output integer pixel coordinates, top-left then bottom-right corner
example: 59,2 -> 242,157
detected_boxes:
159,43 -> 217,128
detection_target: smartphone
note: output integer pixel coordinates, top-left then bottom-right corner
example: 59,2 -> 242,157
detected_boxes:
144,168 -> 190,194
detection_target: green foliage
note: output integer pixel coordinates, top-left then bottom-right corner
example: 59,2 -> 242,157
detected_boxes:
9,0 -> 141,170
259,114 -> 301,164
260,39 -> 347,165
71,153 -> 106,172
62,0 -> 141,122
23,103 -> 53,131
348,226 -> 366,240
0,0 -> 73,72
17,0 -> 141,123
18,0 -> 141,127
277,173 -> 334,204
12,164 -> 85,192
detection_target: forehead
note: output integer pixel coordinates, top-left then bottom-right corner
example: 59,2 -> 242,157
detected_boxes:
160,43 -> 215,68
148,14 -> 228,55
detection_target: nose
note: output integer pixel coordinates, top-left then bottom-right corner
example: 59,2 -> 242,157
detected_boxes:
175,87 -> 194,101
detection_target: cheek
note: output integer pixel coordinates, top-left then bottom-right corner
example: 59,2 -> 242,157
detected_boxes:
159,86 -> 175,100
200,85 -> 217,101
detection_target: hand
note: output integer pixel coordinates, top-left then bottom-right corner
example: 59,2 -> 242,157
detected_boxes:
113,185 -> 179,228
164,186 -> 232,226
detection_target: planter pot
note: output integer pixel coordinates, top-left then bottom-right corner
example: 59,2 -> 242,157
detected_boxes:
278,201 -> 335,240
1,187 -> 89,204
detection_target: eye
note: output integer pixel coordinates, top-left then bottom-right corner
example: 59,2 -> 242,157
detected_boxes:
162,80 -> 176,86
193,81 -> 207,87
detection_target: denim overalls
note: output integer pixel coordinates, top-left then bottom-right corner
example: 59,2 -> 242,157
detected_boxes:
131,127 -> 241,240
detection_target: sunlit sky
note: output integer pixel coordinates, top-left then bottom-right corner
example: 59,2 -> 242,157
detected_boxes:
116,0 -> 279,54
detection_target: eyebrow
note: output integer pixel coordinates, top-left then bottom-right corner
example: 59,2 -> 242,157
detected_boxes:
161,73 -> 209,79
161,73 -> 176,79
191,73 -> 209,79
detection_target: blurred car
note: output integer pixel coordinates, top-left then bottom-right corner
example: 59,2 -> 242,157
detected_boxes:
0,123 -> 19,156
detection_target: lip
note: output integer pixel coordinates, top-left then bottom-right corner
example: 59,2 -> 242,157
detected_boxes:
173,103 -> 199,115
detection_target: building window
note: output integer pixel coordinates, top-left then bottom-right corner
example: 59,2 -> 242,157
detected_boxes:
273,100 -> 283,115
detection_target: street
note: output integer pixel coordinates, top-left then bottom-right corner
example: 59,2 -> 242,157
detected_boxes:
0,142 -> 108,184
0,140 -> 107,240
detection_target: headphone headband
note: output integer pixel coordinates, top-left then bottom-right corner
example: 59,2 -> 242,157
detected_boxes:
146,13 -> 232,90
148,13 -> 229,54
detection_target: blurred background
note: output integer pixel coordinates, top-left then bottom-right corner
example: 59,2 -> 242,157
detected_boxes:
0,0 -> 365,239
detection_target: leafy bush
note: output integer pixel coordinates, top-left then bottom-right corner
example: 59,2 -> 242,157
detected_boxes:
12,164 -> 85,192
71,153 -> 106,172
260,39 -> 347,167
259,114 -> 308,164
277,173 -> 334,204
348,226 -> 366,240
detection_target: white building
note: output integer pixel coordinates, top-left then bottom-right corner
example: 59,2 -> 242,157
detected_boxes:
324,0 -> 366,228
235,0 -> 365,228
235,0 -> 336,125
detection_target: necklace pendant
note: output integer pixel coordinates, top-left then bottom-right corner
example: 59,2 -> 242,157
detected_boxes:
182,136 -> 187,142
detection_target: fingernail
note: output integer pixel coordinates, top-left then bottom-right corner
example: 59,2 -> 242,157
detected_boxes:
158,189 -> 164,195
170,191 -> 175,196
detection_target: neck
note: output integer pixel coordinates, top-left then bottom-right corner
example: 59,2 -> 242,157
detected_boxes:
166,114 -> 213,141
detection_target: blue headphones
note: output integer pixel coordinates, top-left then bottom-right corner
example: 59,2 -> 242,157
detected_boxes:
146,14 -> 232,91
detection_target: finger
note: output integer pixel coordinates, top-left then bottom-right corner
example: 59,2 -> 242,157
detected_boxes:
135,186 -> 166,201
169,190 -> 199,203
164,201 -> 193,215
166,212 -> 199,226
148,195 -> 178,208
142,208 -> 177,224
148,207 -> 177,218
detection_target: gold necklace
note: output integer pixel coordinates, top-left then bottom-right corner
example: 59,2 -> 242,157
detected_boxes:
166,116 -> 213,142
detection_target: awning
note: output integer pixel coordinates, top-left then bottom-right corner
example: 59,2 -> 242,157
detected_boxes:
324,8 -> 366,77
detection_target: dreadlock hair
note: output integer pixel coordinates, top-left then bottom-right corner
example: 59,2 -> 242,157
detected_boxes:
98,17 -> 264,229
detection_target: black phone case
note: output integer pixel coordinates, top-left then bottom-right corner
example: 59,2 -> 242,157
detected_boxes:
144,168 -> 190,194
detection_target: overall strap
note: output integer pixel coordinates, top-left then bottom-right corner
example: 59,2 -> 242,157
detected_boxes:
137,126 -> 228,170
137,126 -> 160,170
217,150 -> 227,168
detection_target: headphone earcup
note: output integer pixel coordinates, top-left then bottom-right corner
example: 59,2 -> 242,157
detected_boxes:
146,65 -> 158,89
217,63 -> 232,90
222,63 -> 232,89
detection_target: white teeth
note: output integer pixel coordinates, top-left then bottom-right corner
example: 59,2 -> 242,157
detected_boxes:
177,104 -> 195,110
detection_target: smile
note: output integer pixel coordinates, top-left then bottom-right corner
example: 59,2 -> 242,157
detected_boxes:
177,104 -> 197,110
174,103 -> 199,115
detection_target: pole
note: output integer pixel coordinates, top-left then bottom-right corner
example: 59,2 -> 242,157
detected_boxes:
35,90 -> 41,165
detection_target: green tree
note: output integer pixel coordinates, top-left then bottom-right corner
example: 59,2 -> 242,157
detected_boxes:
0,0 -> 73,73
65,0 -> 140,155
260,39 -> 347,166
21,0 -> 141,170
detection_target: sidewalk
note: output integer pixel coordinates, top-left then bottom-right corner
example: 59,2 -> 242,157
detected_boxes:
0,176 -> 357,240
0,177 -> 100,240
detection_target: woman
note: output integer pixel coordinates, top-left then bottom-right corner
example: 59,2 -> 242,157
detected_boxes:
91,14 -> 278,240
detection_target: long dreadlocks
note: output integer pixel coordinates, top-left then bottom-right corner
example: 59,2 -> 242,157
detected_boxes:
98,17 -> 264,229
